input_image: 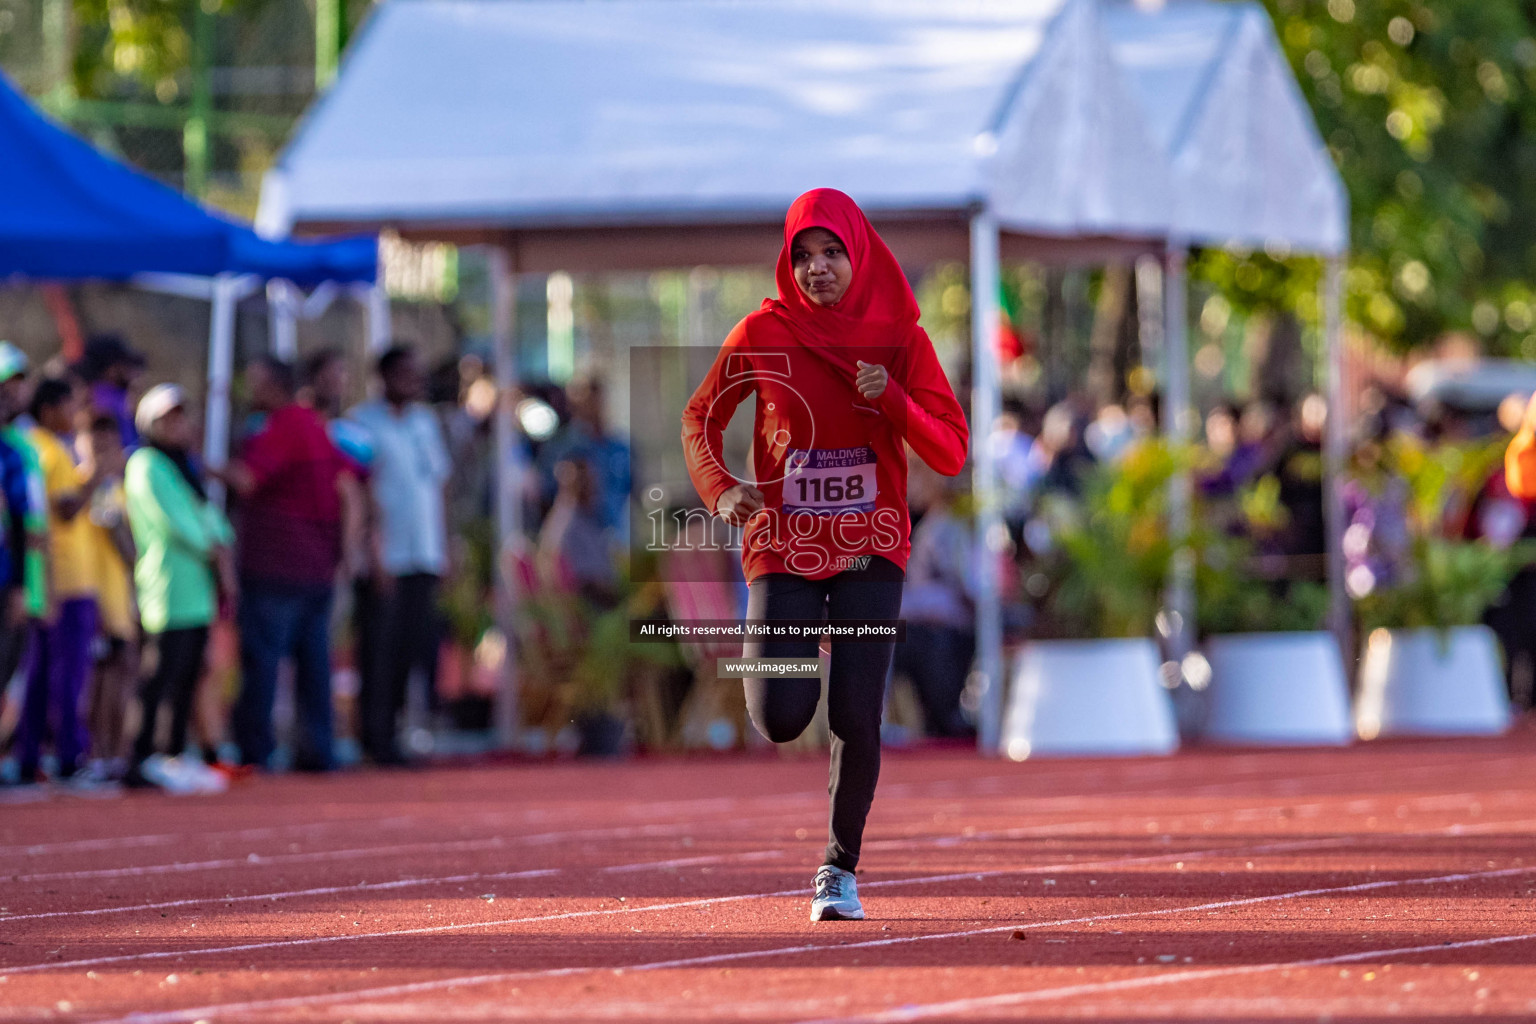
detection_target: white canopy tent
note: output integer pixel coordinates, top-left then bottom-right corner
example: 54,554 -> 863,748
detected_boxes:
1106,1 -> 1346,255
259,0 -> 1171,241
260,0 -> 1348,752
1103,0 -> 1349,672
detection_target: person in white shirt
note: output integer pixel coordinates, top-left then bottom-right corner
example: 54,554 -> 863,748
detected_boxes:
347,346 -> 450,766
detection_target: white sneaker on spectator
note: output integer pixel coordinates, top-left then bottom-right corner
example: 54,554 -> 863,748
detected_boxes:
57,762 -> 120,795
171,756 -> 229,795
139,754 -> 206,795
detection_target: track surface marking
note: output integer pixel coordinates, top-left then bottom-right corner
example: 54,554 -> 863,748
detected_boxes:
4,736 -> 1536,1021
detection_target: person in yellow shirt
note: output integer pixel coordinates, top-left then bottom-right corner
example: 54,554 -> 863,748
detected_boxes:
13,378 -> 112,785
77,412 -> 135,775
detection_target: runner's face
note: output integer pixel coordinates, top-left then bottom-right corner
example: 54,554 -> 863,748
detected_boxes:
791,228 -> 852,307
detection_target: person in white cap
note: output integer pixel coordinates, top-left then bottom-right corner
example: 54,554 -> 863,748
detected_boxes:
121,384 -> 233,793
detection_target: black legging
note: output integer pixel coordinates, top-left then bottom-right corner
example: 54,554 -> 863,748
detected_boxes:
132,626 -> 210,765
743,556 -> 904,872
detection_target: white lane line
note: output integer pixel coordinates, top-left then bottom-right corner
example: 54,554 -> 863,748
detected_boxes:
10,748 -> 1525,885
0,804 -> 1309,923
0,817 -> 419,859
0,869 -> 561,924
22,810 -> 1536,979
81,857 -> 1536,1024
0,760 -> 1093,862
792,928 -> 1536,1023
0,788 -> 1420,922
0,795 -> 1326,923
3,831 -> 1346,976
14,752 -> 1511,890
601,849 -> 788,873
0,799 -> 724,860
13,783 -> 1529,929
3,748 -> 1514,862
0,790 -> 816,861
3,813 -> 815,884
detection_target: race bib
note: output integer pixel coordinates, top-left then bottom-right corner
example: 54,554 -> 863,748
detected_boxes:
783,447 -> 877,515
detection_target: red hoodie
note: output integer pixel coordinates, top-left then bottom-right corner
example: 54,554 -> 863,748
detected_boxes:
681,189 -> 968,581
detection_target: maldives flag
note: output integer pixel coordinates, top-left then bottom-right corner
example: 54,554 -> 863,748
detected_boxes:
996,282 -> 1024,363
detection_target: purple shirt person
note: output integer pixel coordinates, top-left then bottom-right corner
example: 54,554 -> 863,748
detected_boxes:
81,335 -> 146,448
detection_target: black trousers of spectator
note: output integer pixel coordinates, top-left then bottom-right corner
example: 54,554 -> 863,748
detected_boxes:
893,622 -> 976,738
742,556 -> 904,873
0,592 -> 29,688
357,573 -> 439,763
1486,566 -> 1536,708
0,598 -> 27,761
132,626 -> 210,765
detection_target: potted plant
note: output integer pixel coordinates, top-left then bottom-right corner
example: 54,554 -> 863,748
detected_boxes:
1196,476 -> 1351,746
1348,437 -> 1533,738
1005,442 -> 1181,759
439,521 -> 498,731
512,548 -> 682,757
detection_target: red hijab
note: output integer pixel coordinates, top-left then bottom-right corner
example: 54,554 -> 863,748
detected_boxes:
762,189 -> 920,366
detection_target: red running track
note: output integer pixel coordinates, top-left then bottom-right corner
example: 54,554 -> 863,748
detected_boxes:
3,735 -> 1536,1022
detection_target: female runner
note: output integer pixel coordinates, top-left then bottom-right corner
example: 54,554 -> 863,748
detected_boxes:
682,188 -> 968,921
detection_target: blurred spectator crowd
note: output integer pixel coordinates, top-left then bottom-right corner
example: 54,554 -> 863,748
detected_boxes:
5,326 -> 1536,792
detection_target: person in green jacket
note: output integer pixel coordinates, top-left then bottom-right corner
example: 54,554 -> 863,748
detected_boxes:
123,384 -> 234,789
0,344 -> 50,625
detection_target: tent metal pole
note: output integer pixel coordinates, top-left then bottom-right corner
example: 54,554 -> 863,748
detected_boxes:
970,209 -> 1004,754
204,273 -> 238,508
490,244 -> 523,750
1322,256 -> 1350,661
267,279 -> 298,360
365,281 -> 391,354
1163,243 -> 1194,662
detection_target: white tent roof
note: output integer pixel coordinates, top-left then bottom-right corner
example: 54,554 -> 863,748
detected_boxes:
260,0 -> 1346,257
1104,1 -> 1347,254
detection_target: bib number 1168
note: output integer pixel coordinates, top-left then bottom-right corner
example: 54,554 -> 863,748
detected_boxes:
782,447 -> 878,515
793,473 -> 865,504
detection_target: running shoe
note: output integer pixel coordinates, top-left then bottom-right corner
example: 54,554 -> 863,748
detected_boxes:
810,865 -> 864,921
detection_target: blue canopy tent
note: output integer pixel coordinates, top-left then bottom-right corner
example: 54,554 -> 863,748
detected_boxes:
0,69 -> 379,493
0,71 -> 375,283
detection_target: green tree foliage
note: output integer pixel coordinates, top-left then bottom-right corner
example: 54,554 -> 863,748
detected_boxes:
70,0 -> 284,102
74,0 -> 199,101
1204,0 -> 1536,355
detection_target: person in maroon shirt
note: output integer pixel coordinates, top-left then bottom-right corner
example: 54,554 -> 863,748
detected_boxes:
224,357 -> 357,772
